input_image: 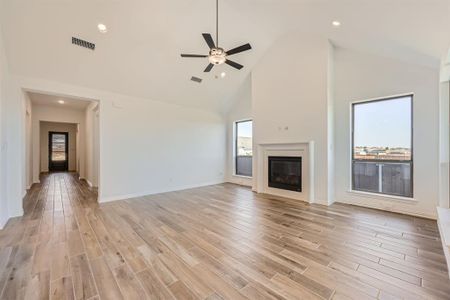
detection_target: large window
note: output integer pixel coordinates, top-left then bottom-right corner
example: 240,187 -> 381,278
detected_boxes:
352,95 -> 413,198
235,120 -> 253,177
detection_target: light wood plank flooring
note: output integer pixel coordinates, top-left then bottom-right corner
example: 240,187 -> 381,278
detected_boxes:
0,172 -> 449,299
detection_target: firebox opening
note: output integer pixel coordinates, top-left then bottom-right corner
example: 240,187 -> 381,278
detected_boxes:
268,156 -> 302,192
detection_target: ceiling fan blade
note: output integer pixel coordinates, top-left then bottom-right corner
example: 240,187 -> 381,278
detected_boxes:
202,33 -> 216,49
226,43 -> 252,56
204,63 -> 214,72
225,59 -> 243,70
181,54 -> 208,58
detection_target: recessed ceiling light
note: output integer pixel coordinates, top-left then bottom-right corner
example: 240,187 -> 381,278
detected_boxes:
58,100 -> 65,104
332,20 -> 341,27
97,23 -> 108,33
220,72 -> 226,78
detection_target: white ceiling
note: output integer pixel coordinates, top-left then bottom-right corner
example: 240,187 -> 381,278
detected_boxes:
28,92 -> 92,111
2,0 -> 450,112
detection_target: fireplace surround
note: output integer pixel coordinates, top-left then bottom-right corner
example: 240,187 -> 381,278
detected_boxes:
255,141 -> 314,203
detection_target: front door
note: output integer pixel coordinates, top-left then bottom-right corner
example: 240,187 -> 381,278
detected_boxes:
49,132 -> 69,172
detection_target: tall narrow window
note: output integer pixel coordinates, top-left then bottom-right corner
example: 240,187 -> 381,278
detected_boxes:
352,95 -> 413,198
235,120 -> 253,177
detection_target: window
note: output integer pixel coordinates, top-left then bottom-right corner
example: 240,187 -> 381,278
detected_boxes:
51,134 -> 67,161
235,120 -> 253,177
352,95 -> 413,198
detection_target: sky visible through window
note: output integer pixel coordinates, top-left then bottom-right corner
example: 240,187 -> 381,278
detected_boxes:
237,120 -> 252,157
237,120 -> 252,138
354,96 -> 411,149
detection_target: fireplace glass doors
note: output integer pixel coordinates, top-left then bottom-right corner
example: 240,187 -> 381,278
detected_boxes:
268,156 -> 302,192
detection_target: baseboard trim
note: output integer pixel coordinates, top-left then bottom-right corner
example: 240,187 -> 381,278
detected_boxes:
79,177 -> 95,188
0,217 -> 6,230
226,180 -> 252,187
255,192 -> 330,206
312,199 -> 332,206
1,210 -> 24,230
437,207 -> 450,279
226,176 -> 252,187
26,181 -> 41,192
336,199 -> 436,220
438,220 -> 450,280
99,180 -> 225,203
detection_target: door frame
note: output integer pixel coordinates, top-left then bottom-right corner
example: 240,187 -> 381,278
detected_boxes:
48,131 -> 69,172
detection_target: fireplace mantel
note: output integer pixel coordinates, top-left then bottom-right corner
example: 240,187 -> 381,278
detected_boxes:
255,141 -> 315,203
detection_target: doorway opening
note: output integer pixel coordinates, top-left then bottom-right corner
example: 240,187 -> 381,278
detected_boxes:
23,90 -> 101,203
48,131 -> 69,172
40,121 -> 78,175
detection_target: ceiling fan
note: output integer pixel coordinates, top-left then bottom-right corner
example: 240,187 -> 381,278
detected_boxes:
180,0 -> 252,72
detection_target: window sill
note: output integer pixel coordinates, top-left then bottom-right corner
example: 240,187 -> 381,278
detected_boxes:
347,190 -> 417,203
233,174 -> 252,179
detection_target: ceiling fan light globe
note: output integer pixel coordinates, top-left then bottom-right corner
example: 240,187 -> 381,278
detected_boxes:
208,48 -> 226,65
209,56 -> 226,65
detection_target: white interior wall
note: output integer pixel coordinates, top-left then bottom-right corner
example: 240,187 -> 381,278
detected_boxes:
13,76 -> 226,205
40,122 -> 78,172
93,107 -> 99,187
327,42 -> 335,205
440,81 -> 450,208
4,81 -> 25,223
76,123 -> 80,175
31,103 -> 86,182
334,48 -> 440,218
100,97 -> 226,202
84,102 -> 99,187
24,93 -> 32,190
251,33 -> 333,205
0,23 -> 8,228
441,65 -> 450,82
0,21 -> 27,224
225,76 -> 252,187
441,49 -> 450,82
0,74 -> 27,224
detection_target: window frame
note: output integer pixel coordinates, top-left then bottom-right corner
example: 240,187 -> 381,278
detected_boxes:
234,119 -> 253,177
350,93 -> 414,198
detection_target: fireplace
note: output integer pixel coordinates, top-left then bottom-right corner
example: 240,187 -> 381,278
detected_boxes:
268,156 -> 302,192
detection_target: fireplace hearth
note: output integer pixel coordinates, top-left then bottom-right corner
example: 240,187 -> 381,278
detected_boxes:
268,156 -> 302,192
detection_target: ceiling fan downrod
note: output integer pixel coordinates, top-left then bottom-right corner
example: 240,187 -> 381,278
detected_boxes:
216,0 -> 219,47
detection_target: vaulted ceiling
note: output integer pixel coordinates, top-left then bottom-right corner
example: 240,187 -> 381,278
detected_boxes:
1,0 -> 449,112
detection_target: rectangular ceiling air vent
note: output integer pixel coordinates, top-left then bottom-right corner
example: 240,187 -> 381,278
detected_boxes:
191,76 -> 202,83
72,37 -> 95,50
